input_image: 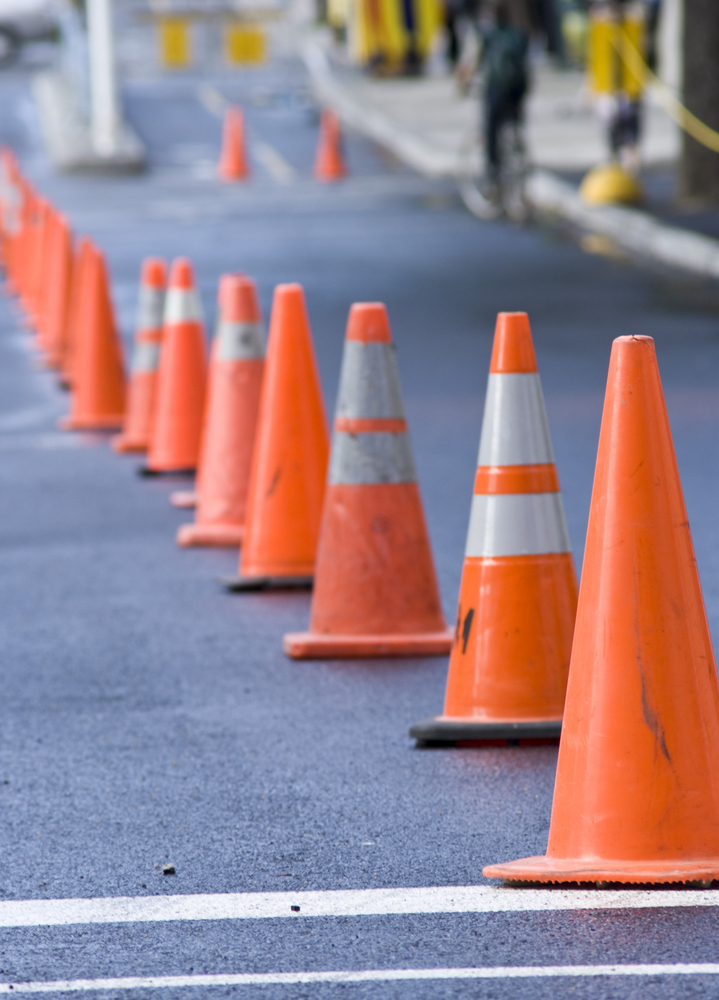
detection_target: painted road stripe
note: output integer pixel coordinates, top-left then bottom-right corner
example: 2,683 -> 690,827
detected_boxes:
253,142 -> 296,184
0,886 -> 717,928
2,964 -> 719,993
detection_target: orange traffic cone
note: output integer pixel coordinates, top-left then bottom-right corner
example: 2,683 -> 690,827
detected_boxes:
314,109 -> 347,182
142,257 -> 207,475
284,303 -> 452,658
178,274 -> 265,547
15,181 -> 36,307
59,237 -> 92,389
112,258 -> 167,453
59,244 -> 126,430
0,149 -> 22,278
43,213 -> 73,370
411,313 -> 578,744
12,179 -> 34,305
484,335 -> 719,885
0,148 -> 15,257
225,283 -> 329,590
30,199 -> 53,345
21,192 -> 45,325
167,273 -> 250,510
218,106 -> 249,182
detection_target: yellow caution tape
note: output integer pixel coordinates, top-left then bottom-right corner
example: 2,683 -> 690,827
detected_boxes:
615,33 -> 719,154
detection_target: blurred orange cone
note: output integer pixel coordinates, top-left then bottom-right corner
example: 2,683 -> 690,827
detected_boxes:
43,213 -> 74,370
284,303 -> 452,658
218,106 -> 249,182
59,237 -> 92,389
13,179 -> 34,305
485,335 -> 719,885
0,150 -> 22,280
142,257 -> 207,474
0,148 -> 16,263
59,244 -> 126,430
225,283 -> 329,590
314,109 -> 347,182
411,313 -> 578,745
21,193 -> 46,326
178,274 -> 265,547
112,258 -> 167,454
30,199 -> 53,345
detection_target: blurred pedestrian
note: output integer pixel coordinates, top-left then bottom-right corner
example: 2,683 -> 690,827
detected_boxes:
443,0 -> 480,67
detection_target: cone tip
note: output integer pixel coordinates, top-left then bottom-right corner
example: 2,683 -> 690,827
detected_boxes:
219,273 -> 261,323
613,334 -> 655,349
274,282 -> 305,303
141,257 -> 167,289
490,312 -> 537,374
346,303 -> 391,343
169,257 -> 195,289
217,272 -> 244,305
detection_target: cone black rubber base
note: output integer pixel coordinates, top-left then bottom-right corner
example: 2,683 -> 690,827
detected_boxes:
137,466 -> 195,478
409,716 -> 562,747
222,575 -> 314,592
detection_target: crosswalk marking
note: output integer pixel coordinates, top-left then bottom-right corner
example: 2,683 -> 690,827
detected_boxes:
0,885 -> 716,928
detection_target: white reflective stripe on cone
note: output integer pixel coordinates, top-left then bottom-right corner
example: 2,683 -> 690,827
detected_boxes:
335,342 -> 405,421
136,287 -> 165,333
217,321 -> 264,362
131,341 -> 160,374
465,493 -> 571,558
478,373 -> 554,467
164,287 -> 202,324
329,431 -> 416,485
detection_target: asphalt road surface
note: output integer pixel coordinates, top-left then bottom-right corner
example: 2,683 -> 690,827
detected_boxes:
1,50 -> 719,999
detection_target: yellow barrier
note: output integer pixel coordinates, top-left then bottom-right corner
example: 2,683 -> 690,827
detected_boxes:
350,0 -> 441,72
588,11 -> 644,99
225,24 -> 266,64
617,34 -> 719,155
159,17 -> 191,69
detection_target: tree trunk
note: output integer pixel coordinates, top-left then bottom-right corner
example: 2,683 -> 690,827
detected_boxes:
679,0 -> 719,201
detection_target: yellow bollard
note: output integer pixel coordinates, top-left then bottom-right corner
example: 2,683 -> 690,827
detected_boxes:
159,17 -> 191,69
579,162 -> 642,205
224,23 -> 266,65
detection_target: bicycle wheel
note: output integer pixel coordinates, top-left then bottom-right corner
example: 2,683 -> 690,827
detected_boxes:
456,115 -> 502,221
497,122 -> 531,223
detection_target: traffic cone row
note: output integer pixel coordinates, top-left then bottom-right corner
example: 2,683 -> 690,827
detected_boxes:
4,145 -> 719,888
216,103 -> 348,184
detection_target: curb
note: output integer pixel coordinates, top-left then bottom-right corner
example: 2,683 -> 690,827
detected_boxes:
303,37 -> 719,281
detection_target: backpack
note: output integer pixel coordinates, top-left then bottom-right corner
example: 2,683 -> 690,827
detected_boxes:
483,27 -> 528,94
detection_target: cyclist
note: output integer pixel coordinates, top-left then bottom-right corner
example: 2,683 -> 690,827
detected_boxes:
479,0 -> 530,195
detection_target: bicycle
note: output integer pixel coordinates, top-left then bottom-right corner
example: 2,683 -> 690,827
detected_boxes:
457,86 -> 531,223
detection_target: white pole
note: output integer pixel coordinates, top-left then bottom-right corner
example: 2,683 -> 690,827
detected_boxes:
657,0 -> 683,94
86,0 -> 121,156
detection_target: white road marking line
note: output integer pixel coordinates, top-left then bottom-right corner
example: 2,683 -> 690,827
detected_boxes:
0,886 -> 717,928
253,141 -> 296,183
0,434 -> 81,450
196,83 -> 227,118
2,964 -> 719,993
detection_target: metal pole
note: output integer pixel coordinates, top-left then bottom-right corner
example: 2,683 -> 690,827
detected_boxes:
86,0 -> 121,156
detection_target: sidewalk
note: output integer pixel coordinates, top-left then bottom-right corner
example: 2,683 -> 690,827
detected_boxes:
304,33 -> 719,281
